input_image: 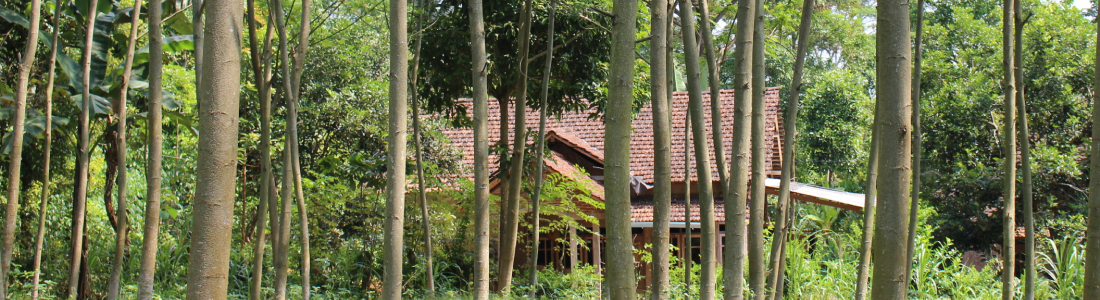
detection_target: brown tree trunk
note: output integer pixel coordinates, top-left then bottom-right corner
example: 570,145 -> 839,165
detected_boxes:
765,0 -> 814,297
382,0 -> 409,295
497,0 -> 533,293
468,0 -> 491,296
409,0 -> 434,291
0,0 -> 43,295
184,0 -> 244,296
649,0 -> 672,298
606,0 -> 638,298
748,0 -> 767,297
106,1 -> 143,297
1084,1 -> 1100,294
527,0 -> 556,297
31,0 -> 61,298
68,0 -> 99,295
1001,0 -> 1018,297
903,0 -> 926,290
723,0 -> 756,295
1014,3 -> 1034,298
245,1 -> 275,298
869,0 -> 913,297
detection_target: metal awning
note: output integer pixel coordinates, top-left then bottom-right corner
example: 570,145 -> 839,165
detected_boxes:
764,178 -> 865,213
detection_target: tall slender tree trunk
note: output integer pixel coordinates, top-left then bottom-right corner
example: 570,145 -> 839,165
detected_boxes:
137,0 -> 167,295
272,0 -> 294,294
1001,0 -> 1018,297
869,0 -> 913,297
468,0 -> 491,296
649,0 -> 672,297
68,0 -> 99,295
607,0 -> 638,297
31,0 -> 61,298
0,0 -> 41,294
0,0 -> 41,295
679,1 -> 717,297
747,0 -> 767,297
904,0 -> 926,290
184,0 -> 243,296
1084,2 -> 1100,295
771,200 -> 795,300
855,103 -> 881,300
245,2 -> 276,299
683,111 -> 693,296
107,2 -> 144,297
723,0 -> 756,295
527,1 -> 556,297
289,0 -> 313,296
382,0 -> 409,295
409,0 -> 434,291
498,0 -> 533,293
701,0 -> 728,218
765,0 -> 813,298
1012,2 -> 1034,298
193,0 -> 204,98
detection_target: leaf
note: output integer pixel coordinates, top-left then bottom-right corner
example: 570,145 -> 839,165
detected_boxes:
72,93 -> 112,115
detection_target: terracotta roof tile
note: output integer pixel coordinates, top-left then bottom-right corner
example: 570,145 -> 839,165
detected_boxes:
440,87 -> 784,185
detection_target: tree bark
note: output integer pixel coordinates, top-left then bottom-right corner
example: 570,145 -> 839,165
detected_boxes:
468,0 -> 491,297
649,0 -> 671,297
272,0 -> 294,294
31,0 -> 61,298
904,0 -> 926,291
193,0 -> 204,100
765,0 -> 813,297
1,0 -> 42,293
723,0 -> 755,295
289,0 -> 313,296
527,1 -> 556,297
409,0 -> 434,291
683,109 -> 693,296
679,1 -> 718,297
245,1 -> 275,298
747,0 -> 767,297
68,0 -> 99,295
184,0 -> 243,296
869,0 -> 913,297
106,2 -> 143,297
606,0 -> 637,298
855,100 -> 881,300
498,0 -> 533,293
701,0 -> 729,223
382,0 -> 409,295
1012,2 -> 1034,298
1001,0 -> 1018,297
1085,1 -> 1100,295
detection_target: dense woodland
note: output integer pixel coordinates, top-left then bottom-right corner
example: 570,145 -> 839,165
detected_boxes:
0,0 -> 1099,298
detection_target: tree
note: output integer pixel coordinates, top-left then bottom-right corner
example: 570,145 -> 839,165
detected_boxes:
724,0 -> 756,294
272,0 -> 294,293
855,86 -> 881,300
409,0 -> 435,291
1013,1 -> 1035,298
468,0 -> 491,296
766,0 -> 814,297
527,0 -> 556,296
679,0 -> 718,297
68,0 -> 99,295
0,0 -> 42,295
107,0 -> 143,297
748,0 -> 767,297
498,0 -> 533,292
1001,0 -> 1018,297
382,0 -> 409,295
138,0 -> 169,296
289,0 -> 314,296
1087,0 -> 1100,293
30,0 -> 61,298
184,0 -> 244,296
904,0 -> 926,289
869,0 -> 913,297
649,0 -> 672,298
245,0 -> 276,297
606,0 -> 637,297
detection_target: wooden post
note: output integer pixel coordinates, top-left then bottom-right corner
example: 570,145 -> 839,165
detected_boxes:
570,225 -> 578,270
593,223 -> 602,273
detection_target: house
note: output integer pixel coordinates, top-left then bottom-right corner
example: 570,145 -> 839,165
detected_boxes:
439,87 -> 864,290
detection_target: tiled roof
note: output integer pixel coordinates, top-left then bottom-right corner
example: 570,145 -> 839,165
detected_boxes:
440,87 -> 784,185
630,197 -> 727,223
